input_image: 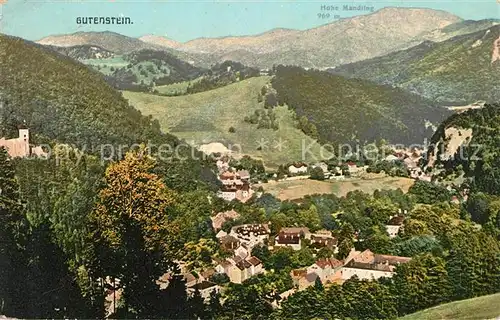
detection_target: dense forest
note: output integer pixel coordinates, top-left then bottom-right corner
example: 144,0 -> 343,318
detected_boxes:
104,49 -> 204,91
271,66 -> 450,146
185,61 -> 260,94
427,103 -> 500,195
0,34 -> 216,190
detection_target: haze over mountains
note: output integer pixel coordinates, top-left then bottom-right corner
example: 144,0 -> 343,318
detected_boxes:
35,7 -> 497,69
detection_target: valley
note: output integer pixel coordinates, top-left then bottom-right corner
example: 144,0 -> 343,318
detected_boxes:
124,76 -> 330,168
1,4 -> 500,320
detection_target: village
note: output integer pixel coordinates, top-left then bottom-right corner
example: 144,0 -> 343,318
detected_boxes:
156,205 -> 410,307
0,127 -> 469,315
143,153 -> 425,310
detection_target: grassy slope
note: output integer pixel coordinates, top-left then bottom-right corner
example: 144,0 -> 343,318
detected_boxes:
124,76 -> 330,168
331,25 -> 500,104
82,56 -> 129,75
399,293 -> 500,320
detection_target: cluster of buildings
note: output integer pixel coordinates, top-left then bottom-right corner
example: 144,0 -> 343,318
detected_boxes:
214,221 -> 270,284
385,147 -> 432,181
158,206 -> 411,305
290,249 -> 411,291
274,227 -> 338,253
216,159 -> 254,202
287,161 -> 367,180
158,266 -> 220,302
0,126 -> 46,158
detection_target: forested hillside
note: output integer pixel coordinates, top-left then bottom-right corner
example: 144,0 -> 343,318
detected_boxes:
0,34 -> 225,319
427,103 -> 500,195
47,44 -> 115,60
184,60 -> 260,94
96,49 -> 205,91
331,25 -> 500,104
0,34 -> 215,191
271,66 -> 450,145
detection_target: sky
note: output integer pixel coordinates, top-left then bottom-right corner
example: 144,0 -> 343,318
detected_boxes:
0,0 -> 499,42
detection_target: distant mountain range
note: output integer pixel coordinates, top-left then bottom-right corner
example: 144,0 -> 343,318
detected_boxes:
330,24 -> 500,105
36,7 -> 495,69
37,31 -> 163,53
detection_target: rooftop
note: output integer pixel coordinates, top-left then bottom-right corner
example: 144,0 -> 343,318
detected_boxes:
246,256 -> 262,266
189,281 -> 217,291
276,232 -> 301,245
387,215 -> 405,226
233,224 -> 270,236
280,227 -> 310,234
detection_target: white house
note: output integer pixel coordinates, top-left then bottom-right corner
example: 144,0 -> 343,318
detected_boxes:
385,214 -> 405,238
215,255 -> 264,284
340,249 -> 411,281
288,163 -> 309,175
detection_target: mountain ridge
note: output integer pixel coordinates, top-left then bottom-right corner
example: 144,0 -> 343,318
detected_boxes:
330,24 -> 500,104
36,7 -> 463,68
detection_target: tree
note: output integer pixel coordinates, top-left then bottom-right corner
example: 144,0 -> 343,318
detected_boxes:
466,193 -> 497,225
337,238 -> 353,260
408,180 -> 451,204
310,167 -> 325,181
314,277 -> 324,291
188,288 -> 205,319
391,254 -> 451,315
360,224 -> 391,253
1,148 -> 95,318
338,222 -> 355,244
89,147 -> 181,317
182,238 -> 216,270
316,247 -> 334,259
365,197 -> 398,225
228,126 -> 236,133
277,286 -> 327,319
206,290 -> 223,318
157,272 -> 190,319
0,148 -> 25,316
297,204 -> 322,232
264,93 -> 278,108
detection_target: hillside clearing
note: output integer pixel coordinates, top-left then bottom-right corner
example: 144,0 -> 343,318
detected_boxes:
256,175 -> 415,201
124,76 -> 331,168
399,293 -> 500,320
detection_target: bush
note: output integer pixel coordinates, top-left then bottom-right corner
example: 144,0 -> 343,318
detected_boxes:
310,167 -> 325,181
228,126 -> 236,133
210,273 -> 230,285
